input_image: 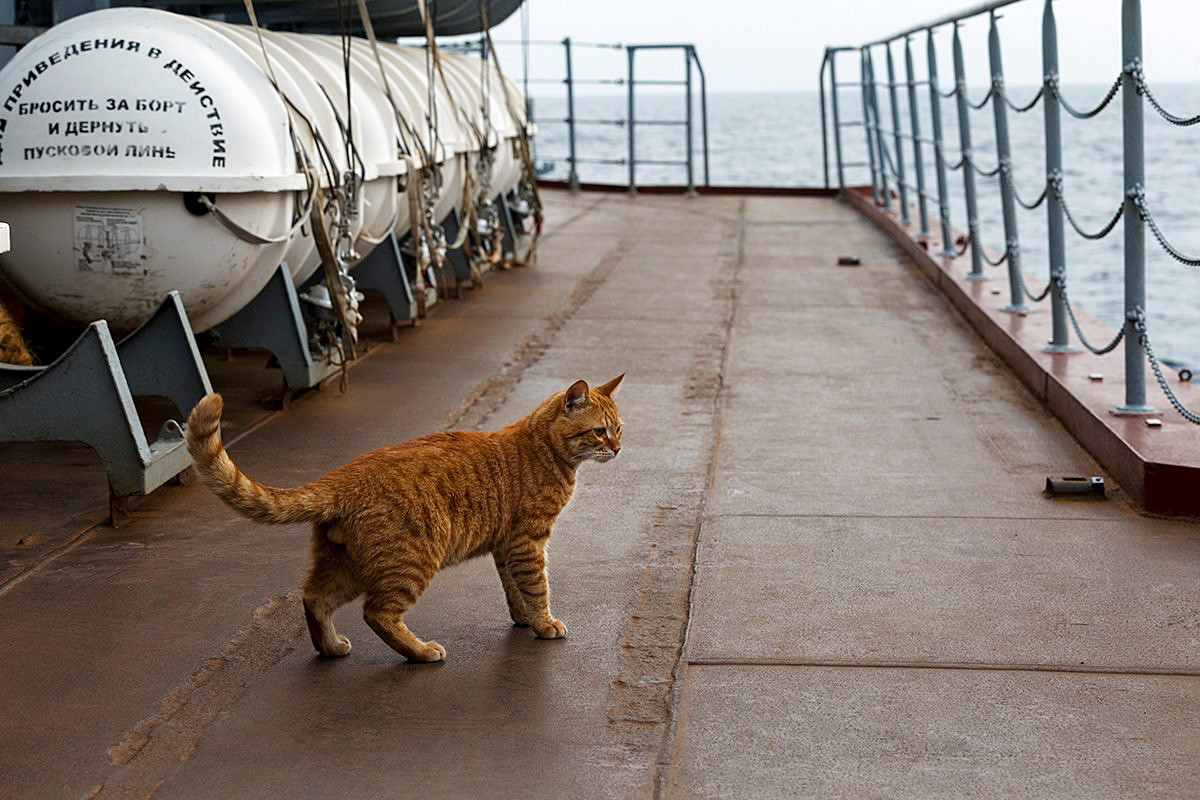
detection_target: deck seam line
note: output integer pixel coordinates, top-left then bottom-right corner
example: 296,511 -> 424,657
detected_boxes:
686,657 -> 1200,678
705,512 -> 1121,523
652,197 -> 747,800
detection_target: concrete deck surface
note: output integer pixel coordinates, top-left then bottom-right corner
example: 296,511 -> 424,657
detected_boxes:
1,190 -> 1198,799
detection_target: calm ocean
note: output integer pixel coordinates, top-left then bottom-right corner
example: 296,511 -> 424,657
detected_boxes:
530,87 -> 1200,369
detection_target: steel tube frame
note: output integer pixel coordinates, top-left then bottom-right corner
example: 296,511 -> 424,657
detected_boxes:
627,46 -> 635,192
952,23 -> 985,279
885,43 -> 910,223
926,29 -> 955,253
872,0 -> 1026,45
883,44 -> 907,221
866,48 -> 891,210
828,49 -> 846,189
860,48 -> 881,205
691,47 -> 710,187
1042,0 -> 1075,352
685,47 -> 695,194
1117,0 -> 1153,412
903,36 -> 929,235
988,12 -> 1027,312
563,36 -> 579,191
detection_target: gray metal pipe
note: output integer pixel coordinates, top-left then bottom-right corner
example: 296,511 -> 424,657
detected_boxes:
1042,0 -> 1074,351
952,24 -> 985,278
829,49 -> 846,190
1118,0 -> 1153,412
927,28 -> 955,254
885,43 -> 910,224
904,36 -> 930,235
627,46 -> 636,193
860,48 -> 881,205
685,47 -> 695,195
563,37 -> 579,192
871,0 -> 1026,45
988,12 -> 1027,312
866,48 -> 891,210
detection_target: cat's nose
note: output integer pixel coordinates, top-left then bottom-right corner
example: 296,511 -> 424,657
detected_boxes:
611,446 -> 621,455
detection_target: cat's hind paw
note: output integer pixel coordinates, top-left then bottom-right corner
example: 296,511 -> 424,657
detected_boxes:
320,635 -> 352,658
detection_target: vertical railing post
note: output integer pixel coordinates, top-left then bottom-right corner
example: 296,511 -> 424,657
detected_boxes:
952,23 -> 985,279
685,46 -> 695,195
627,46 -> 636,194
820,50 -> 831,189
866,47 -> 891,211
927,28 -> 954,254
860,48 -> 880,205
694,48 -> 710,187
828,50 -> 846,190
988,12 -> 1027,312
885,41 -> 910,224
904,36 -> 929,236
1042,0 -> 1074,351
563,37 -> 579,192
1117,0 -> 1153,412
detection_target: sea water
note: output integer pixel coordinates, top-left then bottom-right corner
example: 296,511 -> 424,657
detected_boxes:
530,86 -> 1200,369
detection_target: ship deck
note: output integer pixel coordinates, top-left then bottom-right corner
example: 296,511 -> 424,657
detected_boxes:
3,189 -> 1199,798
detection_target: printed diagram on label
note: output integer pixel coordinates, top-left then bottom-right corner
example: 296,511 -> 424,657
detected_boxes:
74,205 -> 146,273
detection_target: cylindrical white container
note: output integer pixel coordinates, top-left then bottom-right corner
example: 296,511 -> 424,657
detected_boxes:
0,7 -> 528,333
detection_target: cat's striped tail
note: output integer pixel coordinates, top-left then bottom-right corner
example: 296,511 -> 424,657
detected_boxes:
186,393 -> 332,525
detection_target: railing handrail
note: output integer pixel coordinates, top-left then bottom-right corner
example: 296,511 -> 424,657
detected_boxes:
822,0 -> 1200,425
867,0 -> 1025,45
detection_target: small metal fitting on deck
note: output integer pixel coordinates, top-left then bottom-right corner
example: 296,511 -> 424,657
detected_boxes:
1045,476 -> 1105,497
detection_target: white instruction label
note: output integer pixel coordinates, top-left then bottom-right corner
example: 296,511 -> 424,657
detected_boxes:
74,205 -> 145,274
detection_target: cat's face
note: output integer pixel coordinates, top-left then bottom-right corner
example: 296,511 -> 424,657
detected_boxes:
553,374 -> 624,465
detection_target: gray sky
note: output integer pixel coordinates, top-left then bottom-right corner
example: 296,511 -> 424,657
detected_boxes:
472,1 -> 1200,93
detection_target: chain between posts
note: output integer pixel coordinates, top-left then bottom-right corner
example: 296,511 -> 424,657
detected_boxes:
1127,185 -> 1200,266
997,83 -> 1045,112
1126,57 -> 1200,126
1056,270 -> 1126,355
1137,307 -> 1200,424
1046,72 -> 1122,119
1048,171 -> 1125,240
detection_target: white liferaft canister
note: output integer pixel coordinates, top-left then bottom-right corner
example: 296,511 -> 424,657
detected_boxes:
0,7 -> 529,334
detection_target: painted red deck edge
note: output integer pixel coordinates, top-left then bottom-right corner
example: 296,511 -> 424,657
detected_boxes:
845,186 -> 1200,515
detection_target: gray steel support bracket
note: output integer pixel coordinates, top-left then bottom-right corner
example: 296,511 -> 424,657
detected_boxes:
394,236 -> 441,315
0,290 -> 211,499
208,264 -> 340,391
499,193 -> 518,263
353,232 -> 419,330
441,208 -> 476,284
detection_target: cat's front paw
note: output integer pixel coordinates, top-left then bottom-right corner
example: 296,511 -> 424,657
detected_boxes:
509,608 -> 531,627
532,617 -> 567,639
408,640 -> 446,662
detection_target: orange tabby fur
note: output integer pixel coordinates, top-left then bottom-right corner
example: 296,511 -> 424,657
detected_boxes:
185,375 -> 624,662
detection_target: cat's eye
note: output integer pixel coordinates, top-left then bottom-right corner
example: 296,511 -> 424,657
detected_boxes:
594,427 -> 606,436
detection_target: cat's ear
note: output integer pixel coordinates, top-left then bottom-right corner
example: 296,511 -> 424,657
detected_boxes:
564,380 -> 590,413
596,373 -> 624,397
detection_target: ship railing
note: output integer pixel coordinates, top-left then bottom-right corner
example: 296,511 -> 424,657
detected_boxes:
481,37 -> 710,193
820,0 -> 1200,424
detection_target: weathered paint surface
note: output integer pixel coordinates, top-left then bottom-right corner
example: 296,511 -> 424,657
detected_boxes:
1,190 -> 1198,799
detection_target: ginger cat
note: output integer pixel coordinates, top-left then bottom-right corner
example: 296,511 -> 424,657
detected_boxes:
185,375 -> 623,662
